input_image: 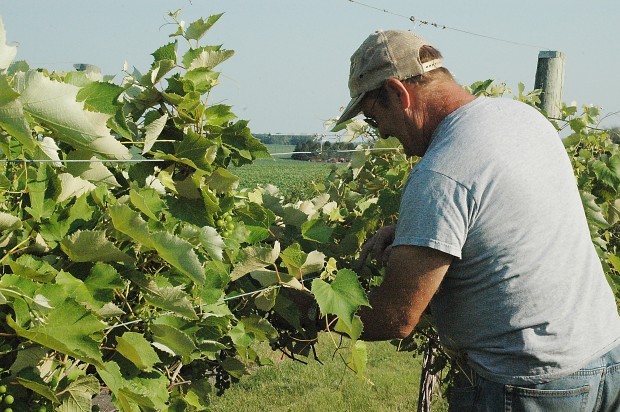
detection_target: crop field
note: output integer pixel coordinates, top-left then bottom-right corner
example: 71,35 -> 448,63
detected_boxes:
232,156 -> 340,200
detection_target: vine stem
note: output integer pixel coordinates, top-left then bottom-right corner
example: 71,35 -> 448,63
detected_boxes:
0,235 -> 32,264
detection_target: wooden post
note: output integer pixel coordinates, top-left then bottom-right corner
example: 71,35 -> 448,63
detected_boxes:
534,51 -> 565,119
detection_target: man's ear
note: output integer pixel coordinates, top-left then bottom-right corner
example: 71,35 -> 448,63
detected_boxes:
385,78 -> 411,109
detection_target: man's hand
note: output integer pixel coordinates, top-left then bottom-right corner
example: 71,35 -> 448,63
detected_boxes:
355,225 -> 396,270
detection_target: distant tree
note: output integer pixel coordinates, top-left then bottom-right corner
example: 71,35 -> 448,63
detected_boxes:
291,139 -> 321,161
290,135 -> 314,146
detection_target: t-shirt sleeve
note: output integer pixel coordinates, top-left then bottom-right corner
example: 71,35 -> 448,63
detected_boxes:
393,169 -> 476,259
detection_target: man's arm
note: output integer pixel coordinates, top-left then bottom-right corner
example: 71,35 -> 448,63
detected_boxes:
358,244 -> 452,341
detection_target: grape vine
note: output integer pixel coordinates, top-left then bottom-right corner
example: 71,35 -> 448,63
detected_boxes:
0,10 -> 618,412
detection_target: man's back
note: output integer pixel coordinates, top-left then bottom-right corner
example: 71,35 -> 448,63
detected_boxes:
393,96 -> 620,384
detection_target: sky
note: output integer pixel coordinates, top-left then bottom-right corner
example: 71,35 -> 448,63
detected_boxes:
1,0 -> 619,136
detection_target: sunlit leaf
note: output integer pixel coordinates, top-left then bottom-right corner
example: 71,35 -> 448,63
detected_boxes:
184,14 -> 223,41
18,71 -> 131,159
230,241 -> 280,281
311,269 -> 369,329
60,230 -> 134,263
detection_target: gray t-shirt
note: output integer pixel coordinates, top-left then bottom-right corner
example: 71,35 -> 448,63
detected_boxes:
393,96 -> 620,385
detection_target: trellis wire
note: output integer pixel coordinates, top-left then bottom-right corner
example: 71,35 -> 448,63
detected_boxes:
103,275 -> 320,332
0,147 -> 401,164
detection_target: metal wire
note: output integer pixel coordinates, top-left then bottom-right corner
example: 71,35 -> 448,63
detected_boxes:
103,274 -> 320,332
346,0 -> 551,50
0,159 -> 164,163
0,147 -> 400,163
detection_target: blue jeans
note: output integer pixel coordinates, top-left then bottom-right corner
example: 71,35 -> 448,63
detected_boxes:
447,343 -> 620,411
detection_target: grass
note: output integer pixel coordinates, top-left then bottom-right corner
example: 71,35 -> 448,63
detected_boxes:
210,335 -> 448,412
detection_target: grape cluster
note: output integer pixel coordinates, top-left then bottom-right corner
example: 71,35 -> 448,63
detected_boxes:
0,384 -> 51,412
0,385 -> 15,412
214,368 -> 231,395
216,213 -> 235,237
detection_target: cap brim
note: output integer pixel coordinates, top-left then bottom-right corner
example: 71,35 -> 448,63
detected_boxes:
331,92 -> 366,131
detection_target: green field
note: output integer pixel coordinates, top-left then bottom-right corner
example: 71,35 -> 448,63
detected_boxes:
232,158 -> 338,200
210,335 -> 447,412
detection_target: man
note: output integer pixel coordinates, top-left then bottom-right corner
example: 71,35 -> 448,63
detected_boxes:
333,29 -> 620,411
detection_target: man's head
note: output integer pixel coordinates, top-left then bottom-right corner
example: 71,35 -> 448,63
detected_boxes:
334,30 -> 447,128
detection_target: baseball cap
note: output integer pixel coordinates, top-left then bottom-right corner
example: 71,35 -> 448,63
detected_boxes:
333,30 -> 443,129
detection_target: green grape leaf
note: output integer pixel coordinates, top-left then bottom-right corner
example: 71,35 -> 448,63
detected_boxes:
204,104 -> 236,126
280,243 -> 326,279
143,112 -> 168,154
183,379 -> 212,410
220,357 -> 248,379
229,322 -> 253,347
198,226 -> 225,261
250,270 -> 304,290
116,332 -> 161,372
84,263 -> 125,291
60,230 -> 134,263
55,271 -> 99,311
26,163 -> 56,221
311,269 -> 370,329
230,241 -> 280,281
57,375 -> 100,412
151,41 -> 177,64
240,315 -> 278,342
150,323 -> 198,362
581,191 -> 609,229
334,315 -> 364,341
57,173 -> 97,202
8,254 -> 58,283
149,59 -> 176,85
9,345 -> 49,377
66,150 -> 120,186
129,185 -> 166,220
96,361 -> 169,411
347,340 -> 367,377
205,167 -> 239,193
18,71 -> 131,159
76,81 -> 124,115
144,284 -> 198,320
254,288 -> 277,311
184,14 -> 223,41
6,299 -> 105,367
0,74 -> 34,150
221,120 -> 270,164
174,129 -> 217,171
301,218 -> 333,243
593,158 -> 620,190
187,48 -> 234,71
183,67 -> 220,92
109,205 -> 205,284
16,374 -> 60,404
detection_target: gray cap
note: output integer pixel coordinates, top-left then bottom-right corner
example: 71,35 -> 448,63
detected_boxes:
334,30 -> 442,127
